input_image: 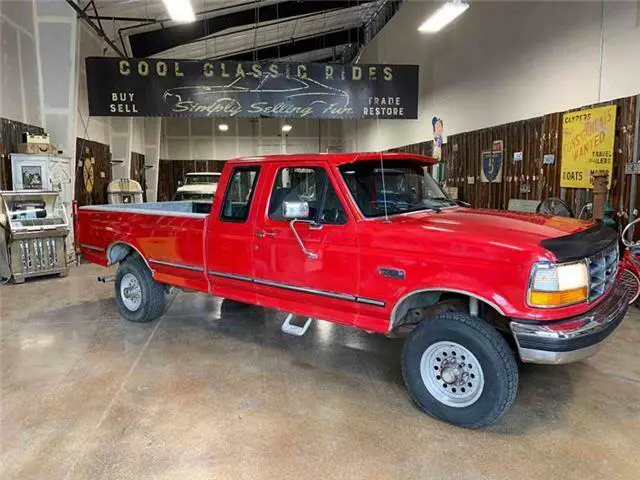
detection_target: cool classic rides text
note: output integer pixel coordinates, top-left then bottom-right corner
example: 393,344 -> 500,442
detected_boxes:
116,60 -> 394,82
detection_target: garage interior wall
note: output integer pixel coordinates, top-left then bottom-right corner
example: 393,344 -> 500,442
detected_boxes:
76,22 -> 148,197
161,117 -> 343,160
391,96 -> 637,215
343,1 -> 640,152
0,1 -> 42,128
158,117 -> 343,200
1,0 -> 148,198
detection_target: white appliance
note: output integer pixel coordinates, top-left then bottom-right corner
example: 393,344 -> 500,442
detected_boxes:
10,154 -> 74,256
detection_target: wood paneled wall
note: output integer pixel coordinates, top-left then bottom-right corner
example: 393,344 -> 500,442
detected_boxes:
75,138 -> 112,206
157,159 -> 225,202
393,96 -> 637,216
0,118 -> 45,190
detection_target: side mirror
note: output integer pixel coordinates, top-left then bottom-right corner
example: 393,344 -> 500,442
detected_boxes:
177,180 -> 183,187
282,201 -> 309,219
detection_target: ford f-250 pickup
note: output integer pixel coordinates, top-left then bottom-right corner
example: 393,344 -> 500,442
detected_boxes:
77,152 -> 628,428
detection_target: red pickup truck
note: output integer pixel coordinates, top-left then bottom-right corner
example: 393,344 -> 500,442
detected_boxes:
78,152 -> 627,428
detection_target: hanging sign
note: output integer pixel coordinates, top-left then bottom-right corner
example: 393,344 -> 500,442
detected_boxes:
560,105 -> 617,189
85,57 -> 419,120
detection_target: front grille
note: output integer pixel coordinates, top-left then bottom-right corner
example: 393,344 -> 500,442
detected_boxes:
587,242 -> 619,302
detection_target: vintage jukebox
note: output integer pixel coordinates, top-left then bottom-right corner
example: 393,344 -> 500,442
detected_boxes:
107,179 -> 144,204
0,191 -> 70,283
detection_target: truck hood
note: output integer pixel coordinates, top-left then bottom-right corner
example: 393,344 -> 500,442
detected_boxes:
387,208 -> 591,253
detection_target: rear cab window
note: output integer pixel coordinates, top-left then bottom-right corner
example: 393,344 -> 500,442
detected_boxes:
220,165 -> 261,222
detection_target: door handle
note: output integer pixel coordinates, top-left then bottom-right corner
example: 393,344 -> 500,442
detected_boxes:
256,230 -> 276,238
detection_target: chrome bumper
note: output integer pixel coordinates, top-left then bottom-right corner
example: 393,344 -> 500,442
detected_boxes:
510,282 -> 628,364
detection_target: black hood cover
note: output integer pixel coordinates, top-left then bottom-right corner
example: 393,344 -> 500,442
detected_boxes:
540,222 -> 618,262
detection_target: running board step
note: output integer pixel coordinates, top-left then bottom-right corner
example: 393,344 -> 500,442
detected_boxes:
281,313 -> 313,336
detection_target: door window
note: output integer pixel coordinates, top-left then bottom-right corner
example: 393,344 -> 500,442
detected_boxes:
268,167 -> 347,225
220,166 -> 260,222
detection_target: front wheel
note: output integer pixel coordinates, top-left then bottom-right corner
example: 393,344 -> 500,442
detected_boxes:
115,256 -> 166,322
402,312 -> 518,429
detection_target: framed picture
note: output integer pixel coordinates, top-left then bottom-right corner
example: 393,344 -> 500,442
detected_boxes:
21,166 -> 43,190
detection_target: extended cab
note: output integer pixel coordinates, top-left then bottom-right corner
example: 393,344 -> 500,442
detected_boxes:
77,153 -> 628,428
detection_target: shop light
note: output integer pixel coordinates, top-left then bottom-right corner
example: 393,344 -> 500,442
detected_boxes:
218,123 -> 229,132
418,1 -> 469,33
162,0 -> 196,23
281,124 -> 293,133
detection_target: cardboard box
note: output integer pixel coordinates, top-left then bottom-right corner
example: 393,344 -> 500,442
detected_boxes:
21,133 -> 50,144
17,143 -> 58,155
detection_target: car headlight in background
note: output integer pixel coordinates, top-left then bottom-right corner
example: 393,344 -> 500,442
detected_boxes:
528,261 -> 589,308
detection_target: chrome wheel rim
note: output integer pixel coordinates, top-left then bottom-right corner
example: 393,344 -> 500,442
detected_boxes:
420,341 -> 485,408
120,273 -> 142,311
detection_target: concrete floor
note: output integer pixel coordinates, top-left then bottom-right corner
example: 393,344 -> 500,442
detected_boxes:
1,264 -> 639,480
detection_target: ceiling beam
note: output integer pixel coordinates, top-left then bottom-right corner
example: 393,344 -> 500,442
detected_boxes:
128,0 -> 374,58
219,27 -> 363,62
65,0 -> 125,57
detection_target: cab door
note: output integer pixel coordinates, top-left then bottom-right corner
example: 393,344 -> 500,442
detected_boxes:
252,162 -> 360,326
207,164 -> 262,305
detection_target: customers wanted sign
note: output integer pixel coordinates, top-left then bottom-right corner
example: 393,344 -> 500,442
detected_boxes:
85,57 -> 418,120
560,105 -> 617,189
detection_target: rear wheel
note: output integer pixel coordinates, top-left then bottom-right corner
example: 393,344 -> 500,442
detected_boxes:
402,312 -> 518,428
115,256 -> 166,322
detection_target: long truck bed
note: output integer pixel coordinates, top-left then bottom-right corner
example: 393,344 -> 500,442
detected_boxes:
77,201 -> 211,291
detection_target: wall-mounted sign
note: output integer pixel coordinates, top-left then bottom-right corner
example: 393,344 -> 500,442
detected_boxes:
560,105 -> 616,189
513,151 -> 523,162
85,57 -> 419,120
625,162 -> 640,175
492,140 -> 503,152
543,154 -> 555,165
432,117 -> 444,161
481,151 -> 503,183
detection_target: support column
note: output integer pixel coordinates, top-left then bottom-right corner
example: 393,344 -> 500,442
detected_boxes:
110,117 -> 132,179
144,118 -> 161,202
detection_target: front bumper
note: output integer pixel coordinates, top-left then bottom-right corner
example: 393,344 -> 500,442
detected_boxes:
510,282 -> 628,364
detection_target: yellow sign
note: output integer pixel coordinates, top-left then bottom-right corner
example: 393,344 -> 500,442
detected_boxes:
560,105 -> 616,189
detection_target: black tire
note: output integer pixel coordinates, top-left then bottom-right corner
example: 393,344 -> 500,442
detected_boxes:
402,312 -> 518,429
115,256 -> 166,322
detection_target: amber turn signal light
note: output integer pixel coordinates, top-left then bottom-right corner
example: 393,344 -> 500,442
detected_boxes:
528,287 -> 588,307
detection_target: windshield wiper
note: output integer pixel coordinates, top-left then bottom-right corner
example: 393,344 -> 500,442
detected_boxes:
404,202 -> 441,213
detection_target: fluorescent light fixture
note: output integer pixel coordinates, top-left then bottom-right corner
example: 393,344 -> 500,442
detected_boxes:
162,0 -> 196,23
281,124 -> 293,133
218,123 -> 229,132
418,1 -> 469,33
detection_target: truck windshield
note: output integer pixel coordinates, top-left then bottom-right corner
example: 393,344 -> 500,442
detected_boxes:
339,160 -> 456,217
185,174 -> 219,185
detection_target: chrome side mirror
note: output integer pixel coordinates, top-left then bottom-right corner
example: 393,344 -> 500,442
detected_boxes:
282,201 -> 310,219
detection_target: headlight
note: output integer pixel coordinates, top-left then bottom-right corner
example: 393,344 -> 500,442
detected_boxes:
528,261 -> 589,308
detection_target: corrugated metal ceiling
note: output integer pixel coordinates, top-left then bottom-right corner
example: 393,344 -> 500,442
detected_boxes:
82,0 -> 397,61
